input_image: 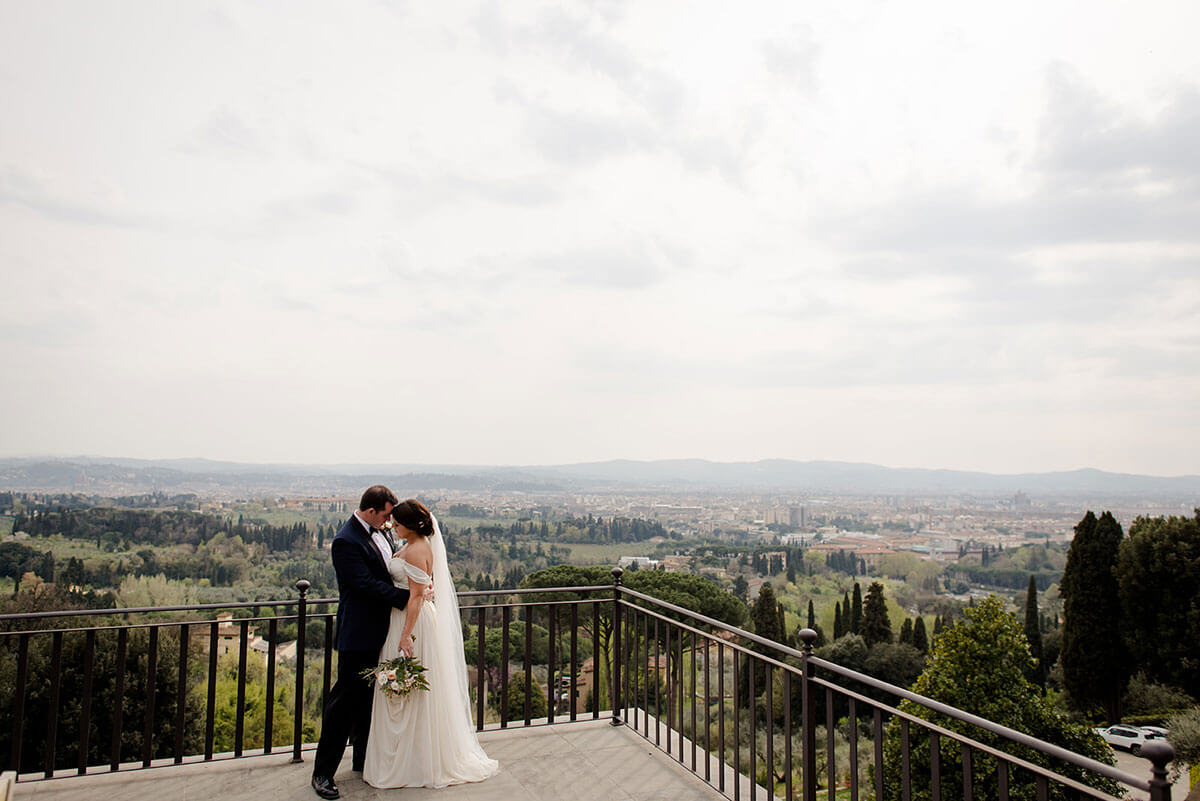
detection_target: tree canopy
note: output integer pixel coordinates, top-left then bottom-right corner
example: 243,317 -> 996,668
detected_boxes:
882,595 -> 1118,801
624,570 -> 748,629
1117,511 -> 1200,698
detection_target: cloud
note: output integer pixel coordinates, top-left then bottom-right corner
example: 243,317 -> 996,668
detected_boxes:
178,106 -> 265,156
760,26 -> 821,95
816,68 -> 1200,258
519,101 -> 659,165
478,3 -> 686,124
480,6 -> 748,180
361,161 -> 561,214
1039,64 -> 1200,181
262,188 -> 358,223
530,239 -> 670,289
0,164 -> 167,230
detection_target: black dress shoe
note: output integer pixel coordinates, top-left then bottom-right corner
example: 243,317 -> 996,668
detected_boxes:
311,775 -> 340,799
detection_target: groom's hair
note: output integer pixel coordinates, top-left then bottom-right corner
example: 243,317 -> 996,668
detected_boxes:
359,485 -> 399,512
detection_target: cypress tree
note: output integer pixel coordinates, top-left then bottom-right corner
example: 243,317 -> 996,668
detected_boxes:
1024,575 -> 1046,690
748,584 -> 784,700
833,601 -> 843,640
851,582 -> 863,634
1061,510 -> 1126,722
861,581 -> 892,647
753,584 -> 783,644
912,616 -> 929,653
807,599 -> 816,629
777,602 -> 788,647
899,617 -> 914,646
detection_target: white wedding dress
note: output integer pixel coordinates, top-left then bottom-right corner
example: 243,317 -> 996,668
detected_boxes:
363,519 -> 499,789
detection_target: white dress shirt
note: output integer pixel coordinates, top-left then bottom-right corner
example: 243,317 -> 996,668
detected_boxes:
354,511 -> 393,566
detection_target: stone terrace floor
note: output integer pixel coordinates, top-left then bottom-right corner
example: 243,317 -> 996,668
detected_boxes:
14,720 -> 729,801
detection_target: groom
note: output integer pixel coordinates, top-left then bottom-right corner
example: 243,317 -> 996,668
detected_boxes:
311,485 -> 410,800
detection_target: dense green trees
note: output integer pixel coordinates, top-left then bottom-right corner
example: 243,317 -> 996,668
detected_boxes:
1060,511 -> 1126,722
13,508 -> 311,552
1117,511 -> 1200,698
503,679 -> 547,721
624,570 -> 748,629
0,620 -> 206,773
882,596 -> 1118,801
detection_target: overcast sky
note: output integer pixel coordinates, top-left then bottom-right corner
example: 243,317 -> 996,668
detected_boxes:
1,1 -> 1198,475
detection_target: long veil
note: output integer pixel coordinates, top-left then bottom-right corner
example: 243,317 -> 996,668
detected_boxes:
428,514 -> 473,726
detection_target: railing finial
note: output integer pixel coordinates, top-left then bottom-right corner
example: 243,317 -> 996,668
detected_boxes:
1141,740 -> 1174,801
611,566 -> 623,585
294,578 -> 310,596
798,627 -> 818,653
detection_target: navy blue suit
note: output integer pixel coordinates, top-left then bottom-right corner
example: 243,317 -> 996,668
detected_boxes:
329,516 -> 409,652
313,515 -> 411,779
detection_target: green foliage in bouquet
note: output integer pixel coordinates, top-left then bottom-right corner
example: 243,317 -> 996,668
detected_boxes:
361,639 -> 431,700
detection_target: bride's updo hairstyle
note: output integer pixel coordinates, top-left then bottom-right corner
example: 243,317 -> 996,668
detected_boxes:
391,499 -> 434,537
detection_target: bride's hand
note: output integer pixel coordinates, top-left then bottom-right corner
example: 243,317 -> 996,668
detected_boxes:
398,634 -> 414,657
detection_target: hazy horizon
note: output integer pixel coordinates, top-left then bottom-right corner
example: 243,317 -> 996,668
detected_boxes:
2,2 -> 1198,476
4,452 -> 1200,481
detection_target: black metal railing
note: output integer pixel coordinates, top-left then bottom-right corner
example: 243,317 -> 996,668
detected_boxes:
606,568 -> 1177,801
0,570 -> 1179,801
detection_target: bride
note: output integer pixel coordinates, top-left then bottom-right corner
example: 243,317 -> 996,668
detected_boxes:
363,499 -> 499,788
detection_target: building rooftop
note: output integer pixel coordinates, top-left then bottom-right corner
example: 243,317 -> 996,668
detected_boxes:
15,720 -> 727,801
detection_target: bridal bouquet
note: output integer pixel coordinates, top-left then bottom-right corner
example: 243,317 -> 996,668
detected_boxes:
361,645 -> 430,699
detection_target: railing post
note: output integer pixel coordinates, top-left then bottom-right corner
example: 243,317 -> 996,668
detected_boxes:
799,627 -> 818,801
292,579 -> 310,763
1142,741 -> 1175,801
611,567 -> 623,726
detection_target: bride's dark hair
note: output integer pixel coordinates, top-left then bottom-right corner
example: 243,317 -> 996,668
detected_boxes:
391,499 -> 434,537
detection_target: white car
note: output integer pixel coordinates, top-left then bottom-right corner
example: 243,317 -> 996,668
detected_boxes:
1093,725 -> 1165,755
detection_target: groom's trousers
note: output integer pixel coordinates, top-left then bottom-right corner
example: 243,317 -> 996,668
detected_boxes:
313,649 -> 377,778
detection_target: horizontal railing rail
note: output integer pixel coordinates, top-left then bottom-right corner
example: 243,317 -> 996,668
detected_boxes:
0,598 -> 320,622
0,569 -> 1178,801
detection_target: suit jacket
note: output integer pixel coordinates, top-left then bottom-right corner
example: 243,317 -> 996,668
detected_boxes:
331,514 -> 411,652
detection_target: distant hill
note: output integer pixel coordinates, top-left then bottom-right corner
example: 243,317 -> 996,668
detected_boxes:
1,456 -> 1197,499
526,459 -> 1200,496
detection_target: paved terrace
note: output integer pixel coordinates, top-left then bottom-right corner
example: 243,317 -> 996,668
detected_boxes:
10,718 -> 1195,801
13,720 -> 733,801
